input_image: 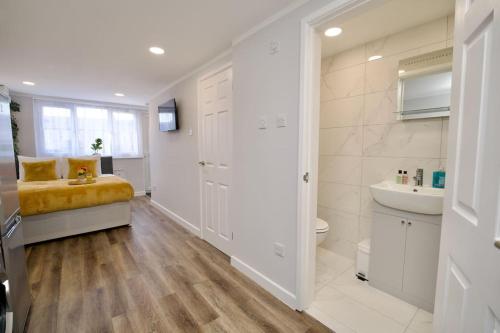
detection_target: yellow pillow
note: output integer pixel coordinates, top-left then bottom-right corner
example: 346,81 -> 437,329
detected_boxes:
22,160 -> 58,182
67,158 -> 98,179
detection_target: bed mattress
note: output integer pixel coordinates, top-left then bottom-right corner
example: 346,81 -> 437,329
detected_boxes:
18,175 -> 134,216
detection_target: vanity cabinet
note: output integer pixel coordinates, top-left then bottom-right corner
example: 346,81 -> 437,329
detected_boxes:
369,209 -> 441,312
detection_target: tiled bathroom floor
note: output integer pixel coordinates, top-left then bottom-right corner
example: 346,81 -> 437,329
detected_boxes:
307,248 -> 433,333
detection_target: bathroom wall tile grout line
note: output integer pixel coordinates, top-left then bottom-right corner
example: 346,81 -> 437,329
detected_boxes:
322,36 -> 452,76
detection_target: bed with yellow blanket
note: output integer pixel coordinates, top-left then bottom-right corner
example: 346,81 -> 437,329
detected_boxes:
19,175 -> 134,244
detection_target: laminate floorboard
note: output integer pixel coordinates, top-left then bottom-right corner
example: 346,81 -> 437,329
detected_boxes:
25,197 -> 332,333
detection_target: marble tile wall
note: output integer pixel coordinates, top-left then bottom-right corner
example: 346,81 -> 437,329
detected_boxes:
318,16 -> 454,259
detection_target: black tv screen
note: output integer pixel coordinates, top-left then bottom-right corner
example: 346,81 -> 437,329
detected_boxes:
159,98 -> 179,131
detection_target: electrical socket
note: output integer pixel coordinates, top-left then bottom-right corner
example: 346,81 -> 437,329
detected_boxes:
269,40 -> 280,55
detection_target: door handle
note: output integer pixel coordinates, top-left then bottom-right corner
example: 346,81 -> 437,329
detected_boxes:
198,161 -> 206,166
495,239 -> 500,250
6,217 -> 21,239
303,172 -> 310,183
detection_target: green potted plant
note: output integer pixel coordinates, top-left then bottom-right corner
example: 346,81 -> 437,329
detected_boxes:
90,138 -> 103,155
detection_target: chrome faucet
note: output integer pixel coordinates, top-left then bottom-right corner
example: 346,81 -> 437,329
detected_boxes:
413,168 -> 424,186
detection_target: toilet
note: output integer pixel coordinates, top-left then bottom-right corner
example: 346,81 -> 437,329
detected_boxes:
316,218 -> 329,245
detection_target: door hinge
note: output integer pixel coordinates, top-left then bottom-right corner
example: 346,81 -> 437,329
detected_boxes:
303,172 -> 310,183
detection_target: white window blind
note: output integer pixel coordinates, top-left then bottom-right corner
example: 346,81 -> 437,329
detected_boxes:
34,99 -> 143,158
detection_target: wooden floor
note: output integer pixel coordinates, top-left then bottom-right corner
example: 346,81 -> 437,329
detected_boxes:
25,197 -> 331,333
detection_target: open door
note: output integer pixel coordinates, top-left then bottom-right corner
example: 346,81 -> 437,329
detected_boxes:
433,0 -> 500,331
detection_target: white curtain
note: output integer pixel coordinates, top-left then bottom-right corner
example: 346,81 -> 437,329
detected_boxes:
112,111 -> 140,157
34,99 -> 143,158
76,107 -> 111,155
35,101 -> 76,155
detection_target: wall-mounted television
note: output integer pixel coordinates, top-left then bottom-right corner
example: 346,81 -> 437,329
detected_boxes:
158,98 -> 179,131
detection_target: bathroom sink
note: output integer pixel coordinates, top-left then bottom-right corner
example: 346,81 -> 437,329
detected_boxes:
370,181 -> 444,215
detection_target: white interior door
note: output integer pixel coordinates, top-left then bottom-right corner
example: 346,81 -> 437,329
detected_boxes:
434,0 -> 500,332
199,65 -> 233,255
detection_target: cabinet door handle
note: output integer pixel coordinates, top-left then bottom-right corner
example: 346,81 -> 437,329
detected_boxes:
495,239 -> 500,250
408,221 -> 412,226
401,220 -> 405,225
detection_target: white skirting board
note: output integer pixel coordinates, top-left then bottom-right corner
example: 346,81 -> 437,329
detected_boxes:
150,200 -> 201,237
231,256 -> 298,309
148,200 -> 297,310
22,202 -> 131,244
134,191 -> 146,197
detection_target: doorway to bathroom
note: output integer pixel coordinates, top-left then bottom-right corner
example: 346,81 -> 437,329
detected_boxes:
296,0 -> 456,331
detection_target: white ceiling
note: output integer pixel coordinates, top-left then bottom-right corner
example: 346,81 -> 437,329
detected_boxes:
321,0 -> 455,58
0,0 -> 296,105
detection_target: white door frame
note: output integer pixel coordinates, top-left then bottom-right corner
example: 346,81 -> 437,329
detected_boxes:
197,62 -> 233,253
296,0 -> 395,311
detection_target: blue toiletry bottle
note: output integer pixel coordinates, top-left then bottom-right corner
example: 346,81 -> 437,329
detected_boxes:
432,169 -> 446,188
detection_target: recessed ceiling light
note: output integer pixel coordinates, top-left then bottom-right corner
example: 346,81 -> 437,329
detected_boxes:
324,27 -> 342,37
149,46 -> 165,55
114,93 -> 125,97
368,55 -> 383,61
22,81 -> 35,86
398,70 -> 406,74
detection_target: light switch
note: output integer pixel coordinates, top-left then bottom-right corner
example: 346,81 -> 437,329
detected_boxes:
258,116 -> 268,129
274,242 -> 285,258
276,113 -> 287,128
269,40 -> 280,55
188,128 -> 193,136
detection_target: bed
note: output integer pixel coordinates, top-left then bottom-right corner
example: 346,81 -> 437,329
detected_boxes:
18,175 -> 134,244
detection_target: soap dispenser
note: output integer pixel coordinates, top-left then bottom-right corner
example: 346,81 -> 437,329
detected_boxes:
433,168 -> 446,188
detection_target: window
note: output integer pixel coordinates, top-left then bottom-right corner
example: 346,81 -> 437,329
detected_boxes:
34,99 -> 143,158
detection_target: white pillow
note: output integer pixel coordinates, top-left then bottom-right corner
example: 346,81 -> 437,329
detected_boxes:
18,156 -> 63,180
61,155 -> 102,179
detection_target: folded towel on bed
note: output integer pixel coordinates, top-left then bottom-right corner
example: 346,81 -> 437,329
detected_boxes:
18,175 -> 134,216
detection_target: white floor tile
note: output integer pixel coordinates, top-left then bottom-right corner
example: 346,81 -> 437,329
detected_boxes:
306,306 -> 356,333
406,309 -> 433,333
311,248 -> 432,333
315,247 -> 354,291
330,268 -> 418,325
312,284 -> 407,333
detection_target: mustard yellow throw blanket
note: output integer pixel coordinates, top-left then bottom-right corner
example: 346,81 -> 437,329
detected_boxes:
18,175 -> 134,216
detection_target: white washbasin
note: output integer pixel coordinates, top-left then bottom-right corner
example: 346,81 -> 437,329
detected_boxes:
370,181 -> 444,215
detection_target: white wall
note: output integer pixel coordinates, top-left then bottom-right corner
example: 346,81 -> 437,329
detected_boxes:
318,16 -> 453,259
148,54 -> 232,233
230,0 -> 333,303
10,93 -> 149,193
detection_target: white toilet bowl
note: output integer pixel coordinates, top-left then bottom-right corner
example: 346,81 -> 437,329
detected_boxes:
316,218 -> 329,245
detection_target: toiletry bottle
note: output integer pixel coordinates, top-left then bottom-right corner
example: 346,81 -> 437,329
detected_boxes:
402,171 -> 408,185
396,170 -> 402,184
432,168 -> 446,188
